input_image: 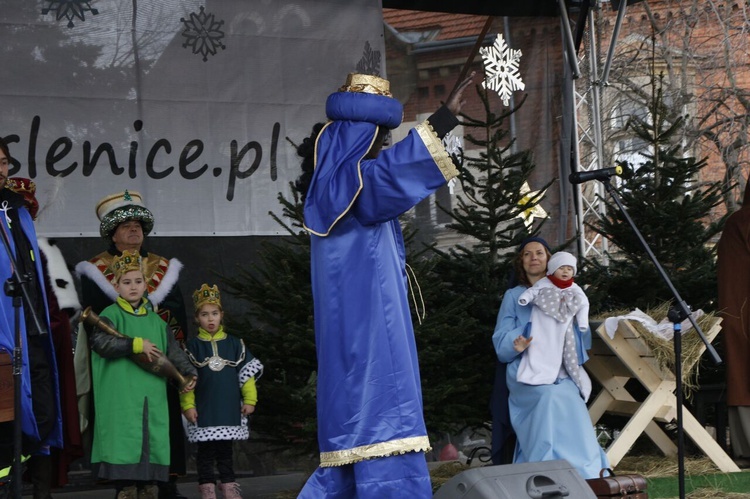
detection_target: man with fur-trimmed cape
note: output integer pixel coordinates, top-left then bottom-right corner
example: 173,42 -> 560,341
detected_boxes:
75,190 -> 190,498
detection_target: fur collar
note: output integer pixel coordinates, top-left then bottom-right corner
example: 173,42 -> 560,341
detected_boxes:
75,254 -> 182,307
38,237 -> 82,312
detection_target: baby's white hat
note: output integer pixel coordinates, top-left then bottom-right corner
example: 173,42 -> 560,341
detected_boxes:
547,251 -> 577,276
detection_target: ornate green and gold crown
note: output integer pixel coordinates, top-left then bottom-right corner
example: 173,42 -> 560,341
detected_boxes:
193,283 -> 222,311
96,189 -> 154,239
111,249 -> 144,281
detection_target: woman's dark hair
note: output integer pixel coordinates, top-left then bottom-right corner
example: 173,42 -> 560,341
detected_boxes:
0,139 -> 10,161
293,123 -> 325,203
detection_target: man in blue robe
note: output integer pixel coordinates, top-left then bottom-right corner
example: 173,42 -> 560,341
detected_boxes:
0,141 -> 63,484
299,72 -> 473,498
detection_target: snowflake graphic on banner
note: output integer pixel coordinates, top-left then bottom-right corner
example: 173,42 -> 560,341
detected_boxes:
356,42 -> 382,76
480,34 -> 525,106
181,6 -> 226,62
41,0 -> 99,28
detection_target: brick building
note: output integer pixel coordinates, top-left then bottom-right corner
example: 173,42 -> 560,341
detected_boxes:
383,1 -> 750,249
383,9 -> 573,247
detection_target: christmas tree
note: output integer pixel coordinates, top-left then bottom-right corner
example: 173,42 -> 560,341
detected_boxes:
221,127 -> 320,454
581,74 -> 731,313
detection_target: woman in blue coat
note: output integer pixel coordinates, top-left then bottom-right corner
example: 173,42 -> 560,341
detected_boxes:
491,237 -> 608,479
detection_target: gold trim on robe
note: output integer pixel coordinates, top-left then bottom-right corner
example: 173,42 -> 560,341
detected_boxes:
414,121 -> 459,181
319,436 -> 432,467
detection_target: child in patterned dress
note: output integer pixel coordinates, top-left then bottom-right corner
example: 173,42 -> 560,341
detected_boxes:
180,284 -> 263,499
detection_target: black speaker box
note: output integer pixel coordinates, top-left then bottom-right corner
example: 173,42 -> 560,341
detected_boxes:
433,459 -> 597,499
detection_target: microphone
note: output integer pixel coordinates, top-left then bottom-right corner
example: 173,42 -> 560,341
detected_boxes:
568,165 -> 623,184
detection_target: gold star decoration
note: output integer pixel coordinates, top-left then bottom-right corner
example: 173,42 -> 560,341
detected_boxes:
517,181 -> 548,228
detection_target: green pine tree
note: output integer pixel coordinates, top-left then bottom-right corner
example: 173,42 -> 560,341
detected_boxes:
222,186 -> 318,454
413,88 -> 553,435
397,232 -> 483,437
580,74 -> 732,314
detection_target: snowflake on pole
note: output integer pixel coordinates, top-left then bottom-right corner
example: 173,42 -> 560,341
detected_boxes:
480,34 -> 525,107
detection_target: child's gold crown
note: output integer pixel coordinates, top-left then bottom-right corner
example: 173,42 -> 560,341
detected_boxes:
193,284 -> 221,310
111,250 -> 143,281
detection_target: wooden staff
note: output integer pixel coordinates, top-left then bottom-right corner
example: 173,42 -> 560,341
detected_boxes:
82,306 -> 191,391
448,16 -> 494,100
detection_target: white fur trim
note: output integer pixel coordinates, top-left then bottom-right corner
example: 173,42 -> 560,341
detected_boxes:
75,260 -> 119,302
38,238 -> 81,312
75,256 -> 183,307
186,420 -> 249,442
239,358 -> 264,386
147,258 -> 182,307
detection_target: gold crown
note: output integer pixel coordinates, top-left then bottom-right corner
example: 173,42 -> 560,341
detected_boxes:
338,74 -> 392,97
111,250 -> 144,281
5,177 -> 36,194
193,284 -> 222,311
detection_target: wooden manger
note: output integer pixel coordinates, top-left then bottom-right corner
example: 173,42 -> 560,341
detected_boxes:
586,317 -> 739,473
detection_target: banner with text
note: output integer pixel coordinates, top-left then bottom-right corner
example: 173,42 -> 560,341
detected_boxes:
0,0 -> 385,236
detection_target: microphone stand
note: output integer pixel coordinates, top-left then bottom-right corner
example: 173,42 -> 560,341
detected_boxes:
592,174 -> 722,499
0,214 -> 47,499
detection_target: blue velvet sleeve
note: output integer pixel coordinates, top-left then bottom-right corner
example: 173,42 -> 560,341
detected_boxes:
353,129 -> 450,225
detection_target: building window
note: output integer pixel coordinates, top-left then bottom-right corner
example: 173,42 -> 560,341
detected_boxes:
610,98 -> 650,170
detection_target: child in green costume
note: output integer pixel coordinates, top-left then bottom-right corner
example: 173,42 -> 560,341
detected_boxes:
89,249 -> 197,499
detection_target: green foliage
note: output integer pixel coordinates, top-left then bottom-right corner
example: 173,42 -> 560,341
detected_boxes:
401,238 -> 484,436
222,186 -> 318,454
580,76 -> 732,314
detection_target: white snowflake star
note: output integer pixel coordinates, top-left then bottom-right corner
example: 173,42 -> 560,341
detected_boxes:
517,181 -> 548,228
442,132 -> 463,158
480,34 -> 525,106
